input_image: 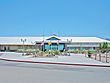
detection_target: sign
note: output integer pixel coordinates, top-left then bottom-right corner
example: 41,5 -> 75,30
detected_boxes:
48,41 -> 52,46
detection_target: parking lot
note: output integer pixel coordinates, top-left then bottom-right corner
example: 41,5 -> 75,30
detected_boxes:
0,52 -> 110,83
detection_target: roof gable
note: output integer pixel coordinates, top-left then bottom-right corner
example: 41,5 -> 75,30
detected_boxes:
46,36 -> 61,40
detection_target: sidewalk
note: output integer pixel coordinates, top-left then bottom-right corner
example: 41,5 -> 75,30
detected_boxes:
0,52 -> 110,67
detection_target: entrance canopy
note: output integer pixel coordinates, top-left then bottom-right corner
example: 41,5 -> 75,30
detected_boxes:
46,36 -> 61,41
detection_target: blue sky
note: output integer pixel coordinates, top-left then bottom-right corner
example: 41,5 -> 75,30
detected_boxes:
0,0 -> 110,38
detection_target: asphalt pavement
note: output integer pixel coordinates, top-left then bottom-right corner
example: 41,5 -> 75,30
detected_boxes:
0,52 -> 110,83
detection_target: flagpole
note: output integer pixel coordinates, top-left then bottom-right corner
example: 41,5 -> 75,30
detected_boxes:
57,40 -> 59,50
43,30 -> 45,52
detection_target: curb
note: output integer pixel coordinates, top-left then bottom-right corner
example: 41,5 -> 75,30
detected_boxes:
0,58 -> 110,68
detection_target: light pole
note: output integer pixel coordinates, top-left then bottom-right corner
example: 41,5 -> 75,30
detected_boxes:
31,41 -> 36,49
21,38 -> 26,55
80,43 -> 82,54
67,39 -> 72,56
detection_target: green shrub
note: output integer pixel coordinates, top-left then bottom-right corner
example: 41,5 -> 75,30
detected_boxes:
88,50 -> 95,58
53,50 -> 60,55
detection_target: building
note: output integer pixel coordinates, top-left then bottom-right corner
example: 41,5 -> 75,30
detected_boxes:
0,35 -> 110,51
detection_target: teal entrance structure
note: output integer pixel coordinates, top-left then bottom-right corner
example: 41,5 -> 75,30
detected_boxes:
44,43 -> 64,51
44,36 -> 65,51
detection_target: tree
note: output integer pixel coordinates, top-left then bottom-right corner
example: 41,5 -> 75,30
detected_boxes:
99,42 -> 109,62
